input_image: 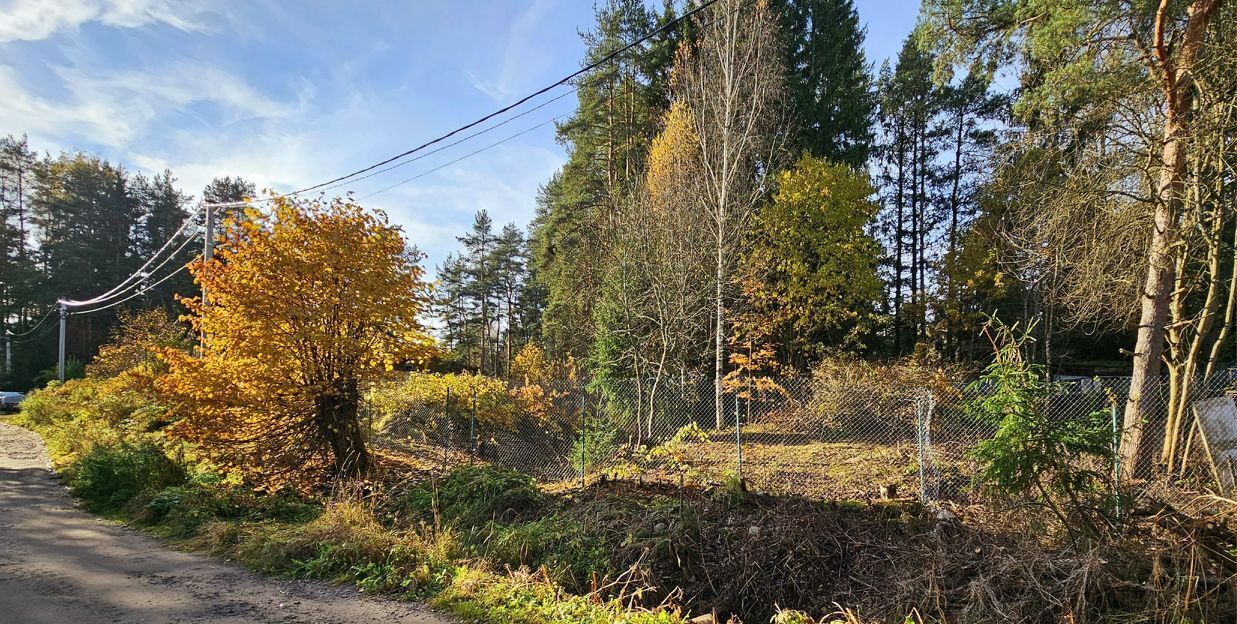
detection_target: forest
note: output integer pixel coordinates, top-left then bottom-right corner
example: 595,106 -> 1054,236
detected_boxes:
3,0 -> 1237,621
3,0 -> 1236,484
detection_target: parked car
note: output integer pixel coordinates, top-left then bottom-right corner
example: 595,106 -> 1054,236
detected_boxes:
0,392 -> 25,413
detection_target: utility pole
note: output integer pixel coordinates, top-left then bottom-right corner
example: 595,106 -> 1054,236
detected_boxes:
203,202 -> 214,306
3,332 -> 10,378
57,303 -> 66,383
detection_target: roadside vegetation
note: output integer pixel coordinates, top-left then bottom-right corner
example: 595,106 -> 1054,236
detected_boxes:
13,305 -> 1237,623
4,0 -> 1237,622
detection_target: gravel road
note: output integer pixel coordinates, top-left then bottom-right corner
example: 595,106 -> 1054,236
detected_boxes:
0,421 -> 454,624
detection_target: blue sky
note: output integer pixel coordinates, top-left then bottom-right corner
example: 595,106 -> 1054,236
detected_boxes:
0,0 -> 921,274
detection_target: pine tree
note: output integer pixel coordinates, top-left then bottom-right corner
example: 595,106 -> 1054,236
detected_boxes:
132,170 -> 193,308
458,211 -> 497,374
492,223 -> 528,377
529,0 -> 680,363
32,153 -> 144,363
0,136 -> 39,384
877,36 -> 940,353
435,252 -> 473,368
203,176 -> 256,223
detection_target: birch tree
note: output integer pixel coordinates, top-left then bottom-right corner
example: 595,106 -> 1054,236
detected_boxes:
677,0 -> 788,428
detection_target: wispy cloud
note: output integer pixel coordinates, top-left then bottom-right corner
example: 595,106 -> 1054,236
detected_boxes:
465,0 -> 562,102
0,0 -> 213,43
0,61 -> 294,148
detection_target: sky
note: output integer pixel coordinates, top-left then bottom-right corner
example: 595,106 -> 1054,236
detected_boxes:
0,0 -> 921,275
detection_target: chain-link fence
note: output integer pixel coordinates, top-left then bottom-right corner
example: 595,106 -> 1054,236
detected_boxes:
369,371 -> 1237,504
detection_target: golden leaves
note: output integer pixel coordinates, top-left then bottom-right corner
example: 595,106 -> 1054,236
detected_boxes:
159,195 -> 438,488
645,101 -> 699,206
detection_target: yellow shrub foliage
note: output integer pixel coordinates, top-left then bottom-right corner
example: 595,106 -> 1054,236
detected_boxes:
88,308 -> 191,381
644,101 -> 698,208
368,372 -> 518,432
158,196 -> 437,489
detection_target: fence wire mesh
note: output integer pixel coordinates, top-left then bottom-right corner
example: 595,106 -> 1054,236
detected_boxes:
369,371 -> 1237,503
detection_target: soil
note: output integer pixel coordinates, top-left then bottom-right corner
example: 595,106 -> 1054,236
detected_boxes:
0,421 -> 454,624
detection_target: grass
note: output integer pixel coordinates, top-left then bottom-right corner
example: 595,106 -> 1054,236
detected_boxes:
13,407 -> 695,623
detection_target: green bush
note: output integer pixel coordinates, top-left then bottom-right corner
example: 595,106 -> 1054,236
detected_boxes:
68,441 -> 186,512
15,376 -> 163,462
967,319 -> 1115,538
402,465 -> 546,527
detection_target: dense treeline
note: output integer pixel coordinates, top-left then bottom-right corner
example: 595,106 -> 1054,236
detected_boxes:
437,0 -> 1087,379
438,0 -> 1237,478
0,135 -> 253,389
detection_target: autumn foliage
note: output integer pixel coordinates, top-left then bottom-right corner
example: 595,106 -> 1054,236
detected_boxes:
159,196 -> 436,488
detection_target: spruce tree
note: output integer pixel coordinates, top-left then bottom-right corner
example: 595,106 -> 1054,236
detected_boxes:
773,0 -> 876,167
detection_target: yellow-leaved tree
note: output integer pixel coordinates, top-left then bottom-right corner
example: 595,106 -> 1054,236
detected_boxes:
159,196 -> 436,487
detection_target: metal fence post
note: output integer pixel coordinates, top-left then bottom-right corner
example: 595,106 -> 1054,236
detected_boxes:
579,396 -> 587,488
735,390 -> 743,482
442,386 -> 451,473
1111,400 -> 1121,520
469,391 -> 477,465
915,391 -> 931,504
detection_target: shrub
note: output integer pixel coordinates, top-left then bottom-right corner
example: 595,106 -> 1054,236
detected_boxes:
793,353 -> 968,438
87,308 -> 191,379
16,373 -> 167,463
68,441 -> 186,511
570,414 -> 619,475
967,319 -> 1116,537
368,372 -> 521,436
402,465 -> 547,527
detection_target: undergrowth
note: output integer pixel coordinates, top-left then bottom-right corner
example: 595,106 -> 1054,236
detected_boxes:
12,378 -> 1237,624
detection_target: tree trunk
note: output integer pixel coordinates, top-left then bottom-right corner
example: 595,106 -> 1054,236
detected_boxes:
894,121 -> 906,354
715,242 -> 725,430
1121,138 -> 1179,479
316,385 -> 369,477
1121,0 -> 1222,479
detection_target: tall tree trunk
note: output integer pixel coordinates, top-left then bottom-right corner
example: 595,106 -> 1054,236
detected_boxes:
947,105 -> 965,355
894,122 -> 906,354
715,241 -> 725,430
1121,0 -> 1222,479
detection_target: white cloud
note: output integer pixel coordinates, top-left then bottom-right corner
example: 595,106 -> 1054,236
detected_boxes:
0,61 -> 294,148
0,0 -> 211,43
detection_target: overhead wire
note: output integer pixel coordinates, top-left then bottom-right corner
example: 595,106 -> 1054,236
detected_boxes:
4,307 -> 56,338
68,262 -> 193,316
359,114 -> 569,201
58,203 -> 204,307
67,228 -> 201,317
45,0 -> 727,320
248,0 -> 718,202
316,89 -> 578,196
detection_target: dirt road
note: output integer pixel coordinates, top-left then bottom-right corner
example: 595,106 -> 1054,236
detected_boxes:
0,421 -> 454,623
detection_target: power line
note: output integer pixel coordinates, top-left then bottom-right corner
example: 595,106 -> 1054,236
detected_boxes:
46,0 -> 727,316
359,114 -> 567,201
58,204 -> 204,308
276,0 -> 717,199
4,307 -> 56,338
316,89 -> 578,196
65,215 -> 202,316
69,262 -> 193,316
6,317 -> 58,344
